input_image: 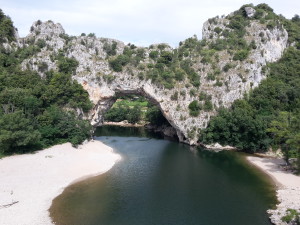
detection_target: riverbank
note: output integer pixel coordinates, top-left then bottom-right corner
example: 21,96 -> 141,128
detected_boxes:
103,121 -> 146,127
0,141 -> 121,225
247,156 -> 300,225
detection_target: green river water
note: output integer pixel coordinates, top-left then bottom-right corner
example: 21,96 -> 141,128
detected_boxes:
50,126 -> 276,225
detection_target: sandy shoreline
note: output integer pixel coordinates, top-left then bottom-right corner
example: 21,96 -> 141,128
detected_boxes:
0,141 -> 121,225
246,156 -> 300,225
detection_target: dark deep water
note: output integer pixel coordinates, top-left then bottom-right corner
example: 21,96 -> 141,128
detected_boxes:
50,126 -> 276,225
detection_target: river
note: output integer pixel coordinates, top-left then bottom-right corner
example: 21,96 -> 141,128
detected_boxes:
50,126 -> 276,225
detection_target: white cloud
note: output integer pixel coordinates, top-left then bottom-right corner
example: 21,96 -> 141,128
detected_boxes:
1,0 -> 300,47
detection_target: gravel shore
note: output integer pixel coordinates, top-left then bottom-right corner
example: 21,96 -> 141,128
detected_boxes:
247,156 -> 300,225
0,141 -> 120,225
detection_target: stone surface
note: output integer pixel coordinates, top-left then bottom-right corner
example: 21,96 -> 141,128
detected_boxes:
245,7 -> 256,17
268,187 -> 300,225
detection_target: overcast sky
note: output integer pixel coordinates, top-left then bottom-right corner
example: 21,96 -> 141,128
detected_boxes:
1,0 -> 299,47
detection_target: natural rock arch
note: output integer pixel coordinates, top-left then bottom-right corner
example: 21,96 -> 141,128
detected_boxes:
16,6 -> 288,145
79,75 -> 188,143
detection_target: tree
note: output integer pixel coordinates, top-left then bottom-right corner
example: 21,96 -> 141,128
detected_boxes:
37,106 -> 92,147
0,111 -> 41,153
268,112 -> 300,164
0,9 -> 15,42
127,105 -> 142,124
57,57 -> 79,74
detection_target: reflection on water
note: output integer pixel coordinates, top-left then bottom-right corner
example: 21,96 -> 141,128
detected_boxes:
50,126 -> 276,225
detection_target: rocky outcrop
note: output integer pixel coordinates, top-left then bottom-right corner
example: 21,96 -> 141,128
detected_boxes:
268,187 -> 300,225
15,6 -> 288,145
245,7 -> 256,17
202,143 -> 236,151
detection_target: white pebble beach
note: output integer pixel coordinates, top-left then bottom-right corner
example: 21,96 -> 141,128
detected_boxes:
247,156 -> 300,224
0,141 -> 120,225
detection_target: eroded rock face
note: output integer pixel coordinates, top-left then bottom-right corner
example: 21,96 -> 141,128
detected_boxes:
245,7 -> 256,18
16,7 -> 288,145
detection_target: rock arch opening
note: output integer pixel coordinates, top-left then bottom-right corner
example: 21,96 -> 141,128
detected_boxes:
98,90 -> 180,141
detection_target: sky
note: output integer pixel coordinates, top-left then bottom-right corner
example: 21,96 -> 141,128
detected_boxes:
1,0 -> 300,47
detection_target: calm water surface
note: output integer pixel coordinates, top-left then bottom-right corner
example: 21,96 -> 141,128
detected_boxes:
50,126 -> 276,225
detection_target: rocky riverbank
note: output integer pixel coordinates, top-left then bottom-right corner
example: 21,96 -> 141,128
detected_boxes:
247,156 -> 300,225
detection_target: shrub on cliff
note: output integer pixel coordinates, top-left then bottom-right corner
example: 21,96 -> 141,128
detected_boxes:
57,56 -> 79,74
233,49 -> 249,61
200,47 -> 300,157
109,54 -> 130,72
188,100 -> 201,117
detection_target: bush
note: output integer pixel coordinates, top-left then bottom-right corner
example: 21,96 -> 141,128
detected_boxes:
203,100 -> 213,111
174,69 -> 185,81
88,33 -> 96,38
109,54 -> 130,72
214,27 -> 222,34
223,63 -> 234,72
57,57 -> 79,74
171,91 -> 178,100
157,51 -> 173,66
281,209 -> 300,223
103,41 -> 117,56
233,49 -> 249,61
36,39 -> 46,49
188,100 -> 201,117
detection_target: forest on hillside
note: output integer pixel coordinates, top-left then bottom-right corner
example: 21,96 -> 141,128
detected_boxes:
200,10 -> 300,167
0,10 -> 93,156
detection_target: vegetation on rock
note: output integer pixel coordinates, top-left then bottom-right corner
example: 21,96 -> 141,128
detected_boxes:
0,11 -> 93,154
200,45 -> 300,164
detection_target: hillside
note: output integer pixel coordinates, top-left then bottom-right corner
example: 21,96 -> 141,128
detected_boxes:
0,4 -> 299,155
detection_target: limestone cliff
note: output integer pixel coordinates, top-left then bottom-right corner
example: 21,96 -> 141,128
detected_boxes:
12,6 -> 288,145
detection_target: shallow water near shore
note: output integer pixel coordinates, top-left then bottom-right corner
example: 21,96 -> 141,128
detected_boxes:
50,126 -> 276,225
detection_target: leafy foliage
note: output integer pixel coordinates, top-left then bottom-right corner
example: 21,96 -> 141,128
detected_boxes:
188,100 -> 201,117
281,209 -> 300,224
0,32 -> 93,154
0,111 -> 41,153
200,47 -> 300,161
103,41 -> 117,56
57,56 -> 79,74
104,95 -> 168,126
105,103 -> 142,124
109,54 -> 130,72
233,49 -> 249,61
0,10 -> 15,43
267,112 -> 300,160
